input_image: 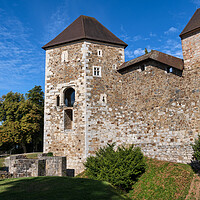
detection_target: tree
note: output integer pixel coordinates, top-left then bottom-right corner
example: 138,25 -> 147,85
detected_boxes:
0,86 -> 44,153
26,86 -> 44,152
145,48 -> 148,54
26,85 -> 44,107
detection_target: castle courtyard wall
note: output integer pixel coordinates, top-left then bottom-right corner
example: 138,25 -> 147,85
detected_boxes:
44,37 -> 199,175
85,41 -> 199,164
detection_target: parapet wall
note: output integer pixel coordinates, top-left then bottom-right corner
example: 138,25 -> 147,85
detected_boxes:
9,154 -> 66,178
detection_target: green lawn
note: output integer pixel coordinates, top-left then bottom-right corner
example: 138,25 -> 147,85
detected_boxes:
25,152 -> 42,159
0,176 -> 128,200
0,157 -> 5,168
0,156 -> 195,200
128,158 -> 194,200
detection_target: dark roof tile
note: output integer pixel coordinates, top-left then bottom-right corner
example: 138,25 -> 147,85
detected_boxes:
42,15 -> 127,49
180,8 -> 200,38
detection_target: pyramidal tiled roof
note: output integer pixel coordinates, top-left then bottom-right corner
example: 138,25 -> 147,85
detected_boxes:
180,8 -> 200,38
42,15 -> 128,49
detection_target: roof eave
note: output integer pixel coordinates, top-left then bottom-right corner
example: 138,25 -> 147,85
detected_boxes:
42,38 -> 128,50
179,27 -> 200,39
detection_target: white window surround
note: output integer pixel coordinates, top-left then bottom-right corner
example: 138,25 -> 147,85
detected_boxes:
100,93 -> 107,104
113,64 -> 117,70
93,66 -> 101,77
61,50 -> 68,62
97,49 -> 102,57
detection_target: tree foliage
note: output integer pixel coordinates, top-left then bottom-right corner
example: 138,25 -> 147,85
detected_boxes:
191,135 -> 200,161
0,86 -> 44,153
145,48 -> 148,54
84,143 -> 146,191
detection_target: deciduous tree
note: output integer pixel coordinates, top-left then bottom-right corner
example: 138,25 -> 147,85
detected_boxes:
0,86 -> 44,153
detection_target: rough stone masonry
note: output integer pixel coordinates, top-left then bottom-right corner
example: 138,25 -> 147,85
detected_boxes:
42,10 -> 200,175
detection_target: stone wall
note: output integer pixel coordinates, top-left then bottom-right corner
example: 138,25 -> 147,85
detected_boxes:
9,155 -> 66,178
45,157 -> 66,176
44,41 -> 88,174
181,30 -> 200,71
9,155 -> 45,178
85,45 -> 199,164
44,35 -> 199,174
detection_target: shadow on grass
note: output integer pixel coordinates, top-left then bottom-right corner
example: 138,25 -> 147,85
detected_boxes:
190,160 -> 200,175
0,176 -> 129,200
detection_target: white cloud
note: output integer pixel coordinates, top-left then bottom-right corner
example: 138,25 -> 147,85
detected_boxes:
0,9 -> 44,95
134,48 -> 144,56
162,39 -> 183,58
164,27 -> 178,34
125,50 -> 135,59
192,0 -> 200,6
150,32 -> 156,37
43,2 -> 70,44
132,35 -> 142,42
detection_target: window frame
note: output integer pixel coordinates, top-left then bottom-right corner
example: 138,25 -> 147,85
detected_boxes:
61,50 -> 68,63
97,49 -> 102,57
93,66 -> 101,77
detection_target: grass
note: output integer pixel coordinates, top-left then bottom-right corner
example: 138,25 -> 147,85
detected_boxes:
25,152 -> 42,159
0,157 -> 5,168
128,158 -> 194,200
0,155 -> 195,199
0,176 -> 128,200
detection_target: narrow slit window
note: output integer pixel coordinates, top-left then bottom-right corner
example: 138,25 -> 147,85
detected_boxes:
97,49 -> 102,57
64,109 -> 73,129
61,51 -> 68,62
57,96 -> 60,106
141,65 -> 145,71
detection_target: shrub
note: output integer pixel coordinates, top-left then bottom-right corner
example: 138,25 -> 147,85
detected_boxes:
84,143 -> 146,191
47,152 -> 53,157
191,135 -> 200,161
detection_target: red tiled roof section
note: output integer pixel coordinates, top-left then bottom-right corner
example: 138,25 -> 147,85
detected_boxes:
180,8 -> 200,38
42,15 -> 128,49
118,50 -> 184,71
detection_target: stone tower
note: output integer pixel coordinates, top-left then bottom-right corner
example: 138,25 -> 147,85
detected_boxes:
42,15 -> 127,174
180,8 -> 200,71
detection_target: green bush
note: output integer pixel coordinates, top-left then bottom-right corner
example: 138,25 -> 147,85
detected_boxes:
84,143 -> 146,191
47,152 -> 53,157
191,135 -> 200,161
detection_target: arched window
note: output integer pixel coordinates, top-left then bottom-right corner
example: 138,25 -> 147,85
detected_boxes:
64,88 -> 75,107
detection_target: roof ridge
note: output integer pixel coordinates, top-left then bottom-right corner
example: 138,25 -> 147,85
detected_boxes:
81,15 -> 86,38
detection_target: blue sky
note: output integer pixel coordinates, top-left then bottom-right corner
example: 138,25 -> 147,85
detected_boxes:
0,0 -> 199,97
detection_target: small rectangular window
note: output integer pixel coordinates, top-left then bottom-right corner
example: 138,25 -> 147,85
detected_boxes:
61,50 -> 68,62
64,109 -> 73,129
97,49 -> 102,57
167,67 -> 173,73
113,64 -> 117,70
93,66 -> 101,77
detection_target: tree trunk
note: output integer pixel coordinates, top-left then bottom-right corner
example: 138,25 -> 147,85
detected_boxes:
21,143 -> 27,153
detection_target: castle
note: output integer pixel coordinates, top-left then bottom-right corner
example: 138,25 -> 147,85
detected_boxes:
42,9 -> 200,175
